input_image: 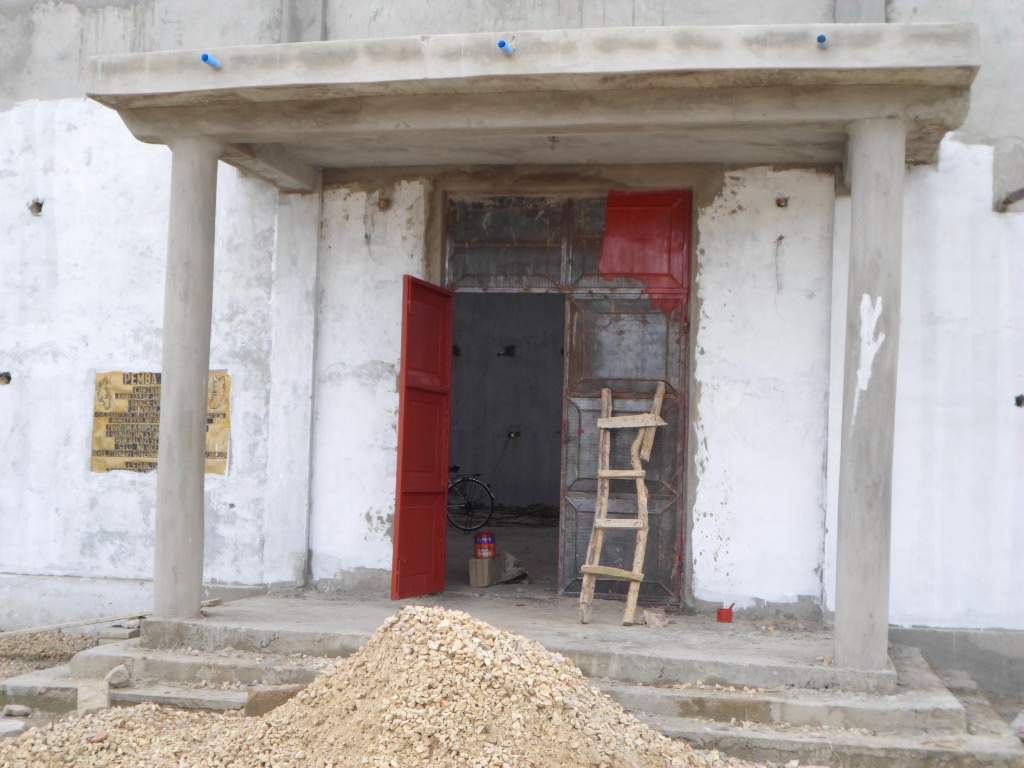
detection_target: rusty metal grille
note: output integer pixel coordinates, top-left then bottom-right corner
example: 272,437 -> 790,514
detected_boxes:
446,196 -> 651,294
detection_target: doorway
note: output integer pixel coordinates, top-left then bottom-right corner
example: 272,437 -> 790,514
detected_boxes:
444,293 -> 566,596
392,192 -> 691,603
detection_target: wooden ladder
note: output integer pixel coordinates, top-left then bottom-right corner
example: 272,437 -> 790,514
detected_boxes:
579,381 -> 667,626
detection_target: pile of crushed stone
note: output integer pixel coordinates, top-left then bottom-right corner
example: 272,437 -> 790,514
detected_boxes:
0,631 -> 97,681
0,605 -> 761,767
0,631 -> 96,662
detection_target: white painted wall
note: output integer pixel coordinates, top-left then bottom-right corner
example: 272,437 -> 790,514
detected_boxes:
691,168 -> 834,610
824,137 -> 1024,629
0,99 -> 169,598
0,97 -> 310,628
890,139 -> 1024,629
307,181 -> 429,584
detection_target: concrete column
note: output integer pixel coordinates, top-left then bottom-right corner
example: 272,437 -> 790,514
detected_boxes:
153,137 -> 221,619
834,118 -> 906,669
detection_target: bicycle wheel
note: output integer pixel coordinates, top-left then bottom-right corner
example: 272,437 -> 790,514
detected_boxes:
446,477 -> 494,532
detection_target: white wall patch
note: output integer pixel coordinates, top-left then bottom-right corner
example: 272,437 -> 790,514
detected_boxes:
853,294 -> 885,422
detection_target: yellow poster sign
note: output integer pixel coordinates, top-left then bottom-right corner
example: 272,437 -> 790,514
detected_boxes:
91,371 -> 230,475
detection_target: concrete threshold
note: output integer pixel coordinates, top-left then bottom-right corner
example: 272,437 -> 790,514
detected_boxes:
140,593 -> 897,693
69,640 -> 326,686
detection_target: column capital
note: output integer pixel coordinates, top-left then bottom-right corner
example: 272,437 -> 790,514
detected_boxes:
842,118 -> 908,190
164,135 -> 225,159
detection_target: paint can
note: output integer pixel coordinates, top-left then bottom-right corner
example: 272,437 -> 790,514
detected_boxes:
717,603 -> 736,623
474,531 -> 496,559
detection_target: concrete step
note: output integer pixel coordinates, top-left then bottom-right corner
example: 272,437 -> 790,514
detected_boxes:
0,666 -> 249,714
642,712 -> 1024,768
0,665 -> 78,714
141,615 -> 368,659
599,645 -> 966,735
647,712 -> 1024,768
941,671 -> 1024,741
139,599 -> 898,693
68,640 -> 329,687
110,682 -> 247,712
0,718 -> 28,739
630,671 -> 1024,765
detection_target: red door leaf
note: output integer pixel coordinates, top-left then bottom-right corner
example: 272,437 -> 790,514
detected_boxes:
391,276 -> 453,600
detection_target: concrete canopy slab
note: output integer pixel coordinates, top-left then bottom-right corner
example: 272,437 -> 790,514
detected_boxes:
86,24 -> 978,184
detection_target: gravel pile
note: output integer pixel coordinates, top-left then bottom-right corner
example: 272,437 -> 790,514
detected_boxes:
0,605 -> 765,767
0,631 -> 96,680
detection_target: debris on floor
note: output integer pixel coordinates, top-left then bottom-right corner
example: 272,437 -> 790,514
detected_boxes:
494,552 -> 531,585
0,605 -> 771,767
639,609 -> 670,628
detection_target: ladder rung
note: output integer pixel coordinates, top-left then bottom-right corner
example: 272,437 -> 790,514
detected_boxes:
581,565 -> 644,581
596,414 -> 667,429
594,519 -> 645,530
598,469 -> 645,479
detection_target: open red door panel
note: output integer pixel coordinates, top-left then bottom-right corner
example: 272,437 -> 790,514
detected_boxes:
391,276 -> 453,600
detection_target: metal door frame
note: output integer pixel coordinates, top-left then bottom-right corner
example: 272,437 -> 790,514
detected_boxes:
442,192 -> 692,604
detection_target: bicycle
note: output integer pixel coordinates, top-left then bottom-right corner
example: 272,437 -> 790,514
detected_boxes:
447,464 -> 495,531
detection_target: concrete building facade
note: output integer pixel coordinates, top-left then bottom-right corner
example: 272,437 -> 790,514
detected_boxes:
0,1 -> 1021,681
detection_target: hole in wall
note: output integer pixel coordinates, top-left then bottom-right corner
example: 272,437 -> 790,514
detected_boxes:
27,199 -> 44,216
0,372 -> 11,386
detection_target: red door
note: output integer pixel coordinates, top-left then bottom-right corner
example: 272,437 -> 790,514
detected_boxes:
392,276 -> 454,599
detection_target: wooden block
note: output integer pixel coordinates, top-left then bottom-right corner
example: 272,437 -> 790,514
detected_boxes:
580,565 -> 644,581
468,557 -> 503,587
594,519 -> 644,530
596,414 -> 668,429
640,381 -> 667,461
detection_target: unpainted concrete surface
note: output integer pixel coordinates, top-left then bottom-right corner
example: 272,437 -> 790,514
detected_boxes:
138,594 -> 895,693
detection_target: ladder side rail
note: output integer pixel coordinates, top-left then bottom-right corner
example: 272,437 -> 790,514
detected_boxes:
579,387 -> 614,624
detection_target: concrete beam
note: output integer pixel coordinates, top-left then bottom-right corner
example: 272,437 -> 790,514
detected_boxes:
153,136 -> 221,620
834,118 -> 907,671
113,85 -> 968,168
220,143 -> 320,192
117,86 -> 968,142
87,24 -> 979,111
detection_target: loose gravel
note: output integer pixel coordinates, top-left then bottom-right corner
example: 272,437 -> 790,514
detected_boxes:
0,630 -> 96,680
0,605 -> 772,767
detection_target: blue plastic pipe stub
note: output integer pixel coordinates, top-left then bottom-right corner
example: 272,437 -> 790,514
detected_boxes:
201,53 -> 222,69
816,34 -> 828,49
497,40 -> 515,56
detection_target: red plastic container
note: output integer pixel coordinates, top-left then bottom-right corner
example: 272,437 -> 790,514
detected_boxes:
717,603 -> 736,623
474,531 -> 496,559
